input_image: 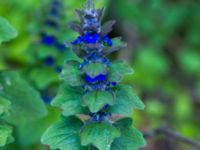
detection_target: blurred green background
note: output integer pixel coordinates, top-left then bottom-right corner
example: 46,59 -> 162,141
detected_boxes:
0,0 -> 200,150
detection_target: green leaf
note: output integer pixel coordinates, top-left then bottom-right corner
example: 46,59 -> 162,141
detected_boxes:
108,85 -> 145,116
113,118 -> 133,129
41,116 -> 85,150
65,48 -> 82,62
112,37 -> 127,48
30,67 -> 59,90
111,118 -> 146,150
51,83 -> 85,116
0,17 -> 17,44
0,122 -> 14,147
60,60 -> 84,86
0,71 -> 47,125
15,106 -> 59,148
82,63 -> 108,78
0,96 -> 11,118
80,122 -> 121,150
82,91 -> 115,113
108,60 -> 133,82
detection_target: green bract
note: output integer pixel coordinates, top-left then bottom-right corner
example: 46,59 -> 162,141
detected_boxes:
60,60 -> 84,86
52,83 -> 85,116
108,85 -> 145,116
82,91 -> 115,113
80,122 -> 121,150
82,63 -> 108,77
108,60 -> 134,83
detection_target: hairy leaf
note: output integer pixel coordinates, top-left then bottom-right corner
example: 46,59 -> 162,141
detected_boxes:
108,60 -> 134,82
108,85 -> 145,116
82,63 -> 108,78
111,118 -> 146,150
30,67 -> 59,90
60,60 -> 84,86
82,91 -> 115,113
80,122 -> 121,150
51,83 -> 85,116
41,116 -> 85,150
0,71 -> 47,125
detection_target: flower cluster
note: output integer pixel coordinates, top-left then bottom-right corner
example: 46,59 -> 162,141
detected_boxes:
39,0 -> 66,72
69,3 -> 120,121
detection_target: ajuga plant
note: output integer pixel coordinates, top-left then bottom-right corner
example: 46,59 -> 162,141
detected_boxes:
41,0 -> 146,150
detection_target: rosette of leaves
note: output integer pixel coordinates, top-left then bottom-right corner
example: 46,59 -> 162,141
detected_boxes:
41,1 -> 146,150
0,17 -> 47,147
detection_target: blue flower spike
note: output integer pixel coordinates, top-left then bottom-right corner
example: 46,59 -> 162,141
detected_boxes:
41,1 -> 146,150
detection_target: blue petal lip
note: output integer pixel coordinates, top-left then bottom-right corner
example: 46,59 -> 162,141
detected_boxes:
103,36 -> 112,46
83,33 -> 99,44
41,35 -> 55,45
111,82 -> 117,86
84,74 -> 107,83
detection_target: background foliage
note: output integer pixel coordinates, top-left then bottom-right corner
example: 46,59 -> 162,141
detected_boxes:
0,0 -> 200,150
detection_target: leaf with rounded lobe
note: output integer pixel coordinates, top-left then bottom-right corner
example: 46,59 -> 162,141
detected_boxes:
30,67 -> 59,90
108,60 -> 133,83
82,91 -> 115,113
108,85 -> 145,116
0,122 -> 14,147
82,63 -> 108,78
60,60 -> 84,86
104,38 -> 127,55
111,118 -> 146,150
0,17 -> 17,44
51,83 -> 85,116
41,116 -> 85,150
80,122 -> 121,150
15,106 -> 59,148
0,96 -> 11,119
0,71 -> 47,125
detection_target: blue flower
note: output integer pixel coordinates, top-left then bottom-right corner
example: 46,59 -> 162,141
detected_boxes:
111,82 -> 117,86
103,36 -> 112,46
41,35 -> 55,45
83,33 -> 99,44
44,56 -> 54,66
84,74 -> 106,83
97,74 -> 106,81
